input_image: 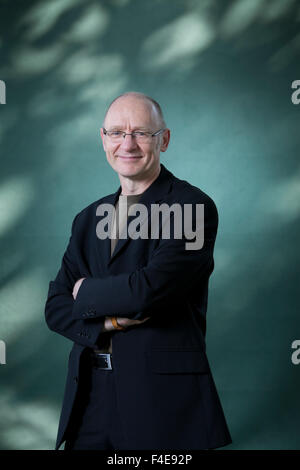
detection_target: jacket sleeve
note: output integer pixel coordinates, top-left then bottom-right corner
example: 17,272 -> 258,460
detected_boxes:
72,197 -> 218,322
44,214 -> 105,347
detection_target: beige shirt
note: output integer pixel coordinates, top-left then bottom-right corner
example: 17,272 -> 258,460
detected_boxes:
93,192 -> 143,354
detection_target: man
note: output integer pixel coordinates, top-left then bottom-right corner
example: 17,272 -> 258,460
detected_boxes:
45,91 -> 232,450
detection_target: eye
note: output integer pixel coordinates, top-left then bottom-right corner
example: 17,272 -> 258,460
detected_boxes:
134,131 -> 146,137
109,131 -> 123,137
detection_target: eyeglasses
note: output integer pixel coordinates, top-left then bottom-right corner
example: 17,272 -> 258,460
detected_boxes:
102,128 -> 166,143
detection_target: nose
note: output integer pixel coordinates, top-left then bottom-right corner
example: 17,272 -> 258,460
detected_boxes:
119,134 -> 138,151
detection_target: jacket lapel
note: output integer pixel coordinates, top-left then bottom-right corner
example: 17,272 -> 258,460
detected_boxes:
95,186 -> 121,271
107,163 -> 174,265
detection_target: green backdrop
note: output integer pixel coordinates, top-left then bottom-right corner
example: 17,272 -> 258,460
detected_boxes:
0,0 -> 300,450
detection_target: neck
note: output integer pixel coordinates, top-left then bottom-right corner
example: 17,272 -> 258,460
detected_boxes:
119,164 -> 161,196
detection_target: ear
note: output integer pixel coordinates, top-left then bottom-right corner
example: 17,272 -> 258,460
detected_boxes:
100,127 -> 107,151
160,129 -> 170,152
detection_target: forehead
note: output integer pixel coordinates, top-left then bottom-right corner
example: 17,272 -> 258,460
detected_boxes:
104,96 -> 159,128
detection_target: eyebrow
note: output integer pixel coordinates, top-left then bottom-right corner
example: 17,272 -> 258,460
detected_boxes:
106,126 -> 152,131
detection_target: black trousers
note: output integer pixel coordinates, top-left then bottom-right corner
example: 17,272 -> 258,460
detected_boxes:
64,352 -> 126,450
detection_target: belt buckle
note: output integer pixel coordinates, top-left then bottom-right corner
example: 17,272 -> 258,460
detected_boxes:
95,353 -> 112,370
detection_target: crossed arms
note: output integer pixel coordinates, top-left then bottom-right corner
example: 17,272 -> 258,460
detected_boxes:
44,196 -> 217,348
72,278 -> 150,331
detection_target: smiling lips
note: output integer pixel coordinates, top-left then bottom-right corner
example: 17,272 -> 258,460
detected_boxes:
118,155 -> 142,160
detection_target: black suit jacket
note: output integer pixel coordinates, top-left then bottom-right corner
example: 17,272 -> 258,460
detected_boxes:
45,163 -> 232,450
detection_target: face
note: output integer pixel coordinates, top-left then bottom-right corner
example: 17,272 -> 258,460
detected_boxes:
100,96 -> 170,180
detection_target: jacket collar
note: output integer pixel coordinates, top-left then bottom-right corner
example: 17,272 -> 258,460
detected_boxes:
101,163 -> 174,207
97,163 -> 174,265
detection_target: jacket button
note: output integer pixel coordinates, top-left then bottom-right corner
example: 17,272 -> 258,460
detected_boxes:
73,376 -> 78,384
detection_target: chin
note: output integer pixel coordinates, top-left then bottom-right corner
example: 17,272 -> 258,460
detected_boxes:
116,162 -> 145,177
119,168 -> 142,178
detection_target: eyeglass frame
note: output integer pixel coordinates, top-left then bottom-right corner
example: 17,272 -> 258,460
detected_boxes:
102,127 -> 166,141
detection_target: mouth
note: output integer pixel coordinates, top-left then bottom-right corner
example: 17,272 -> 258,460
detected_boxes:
117,155 -> 143,160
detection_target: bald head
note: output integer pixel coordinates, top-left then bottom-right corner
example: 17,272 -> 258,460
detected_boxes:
103,92 -> 166,129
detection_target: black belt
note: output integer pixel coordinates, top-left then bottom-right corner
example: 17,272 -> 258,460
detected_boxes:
90,351 -> 113,370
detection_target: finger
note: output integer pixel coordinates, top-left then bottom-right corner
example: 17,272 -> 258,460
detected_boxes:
115,317 -> 131,327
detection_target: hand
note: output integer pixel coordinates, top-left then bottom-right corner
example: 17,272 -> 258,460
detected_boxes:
103,316 -> 151,331
72,278 -> 86,300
